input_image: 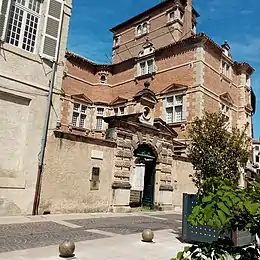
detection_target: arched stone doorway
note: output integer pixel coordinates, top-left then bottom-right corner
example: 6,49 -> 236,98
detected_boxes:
130,143 -> 157,208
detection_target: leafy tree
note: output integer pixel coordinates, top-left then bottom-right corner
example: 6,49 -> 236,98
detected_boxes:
187,112 -> 249,194
171,112 -> 260,260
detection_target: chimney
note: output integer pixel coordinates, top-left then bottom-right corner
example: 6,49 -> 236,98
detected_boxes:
221,41 -> 231,57
183,0 -> 193,38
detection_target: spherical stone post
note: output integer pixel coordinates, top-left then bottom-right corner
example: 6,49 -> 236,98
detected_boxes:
59,240 -> 75,258
142,229 -> 154,242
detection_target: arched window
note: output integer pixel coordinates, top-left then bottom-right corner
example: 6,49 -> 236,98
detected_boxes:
143,22 -> 148,33
137,24 -> 142,36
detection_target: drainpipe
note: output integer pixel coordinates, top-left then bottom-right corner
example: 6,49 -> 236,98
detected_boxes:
32,61 -> 56,215
32,2 -> 65,215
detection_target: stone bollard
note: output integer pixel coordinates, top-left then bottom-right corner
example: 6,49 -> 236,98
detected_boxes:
59,240 -> 75,258
142,229 -> 154,242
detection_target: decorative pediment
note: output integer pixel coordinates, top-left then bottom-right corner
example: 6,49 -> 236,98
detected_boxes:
71,94 -> 93,104
154,118 -> 178,137
134,88 -> 158,104
110,96 -> 128,106
138,39 -> 155,58
160,84 -> 188,95
245,103 -> 253,113
219,92 -> 234,105
94,101 -> 109,106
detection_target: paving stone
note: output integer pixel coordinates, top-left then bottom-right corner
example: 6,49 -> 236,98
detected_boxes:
0,213 -> 182,253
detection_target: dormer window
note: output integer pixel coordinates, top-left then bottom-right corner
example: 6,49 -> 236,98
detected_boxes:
113,36 -> 119,47
99,73 -> 108,83
167,8 -> 184,24
136,21 -> 149,37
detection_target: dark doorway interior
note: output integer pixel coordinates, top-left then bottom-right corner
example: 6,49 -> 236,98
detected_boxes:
130,144 -> 157,208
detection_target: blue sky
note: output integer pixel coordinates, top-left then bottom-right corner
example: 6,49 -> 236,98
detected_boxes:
67,0 -> 260,138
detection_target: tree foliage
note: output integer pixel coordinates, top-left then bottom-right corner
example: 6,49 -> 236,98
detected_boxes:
171,112 -> 260,260
187,112 -> 249,194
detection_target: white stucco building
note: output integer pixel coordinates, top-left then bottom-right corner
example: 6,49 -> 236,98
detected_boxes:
0,0 -> 72,215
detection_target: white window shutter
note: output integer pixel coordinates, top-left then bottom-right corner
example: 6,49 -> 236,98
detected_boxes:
40,0 -> 64,61
182,95 -> 187,120
0,0 -> 11,41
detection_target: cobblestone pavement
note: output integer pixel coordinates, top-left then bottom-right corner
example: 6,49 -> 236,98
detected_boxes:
0,213 -> 181,253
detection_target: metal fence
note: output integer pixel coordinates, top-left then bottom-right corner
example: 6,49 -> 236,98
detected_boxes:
182,193 -> 253,246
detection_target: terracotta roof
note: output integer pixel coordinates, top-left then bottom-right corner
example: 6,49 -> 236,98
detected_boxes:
65,50 -> 111,69
66,33 -> 254,75
110,0 -> 199,33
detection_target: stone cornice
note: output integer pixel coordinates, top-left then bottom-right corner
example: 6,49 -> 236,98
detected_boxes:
53,130 -> 117,148
112,181 -> 131,190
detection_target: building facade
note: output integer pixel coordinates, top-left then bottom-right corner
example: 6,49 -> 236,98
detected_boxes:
38,0 -> 256,214
0,0 -> 72,215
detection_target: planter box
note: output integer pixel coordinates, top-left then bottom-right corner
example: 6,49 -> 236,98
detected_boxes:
182,193 -> 253,246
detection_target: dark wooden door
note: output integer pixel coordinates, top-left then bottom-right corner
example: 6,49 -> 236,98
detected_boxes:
142,161 -> 156,207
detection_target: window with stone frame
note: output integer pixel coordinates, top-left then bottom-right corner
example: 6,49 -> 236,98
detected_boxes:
72,103 -> 87,128
96,107 -> 104,130
221,60 -> 232,78
136,21 -> 149,37
114,106 -> 125,116
6,0 -> 41,53
90,167 -> 100,190
113,35 -> 119,47
220,103 -> 232,131
167,8 -> 184,24
137,58 -> 155,76
165,94 -> 186,124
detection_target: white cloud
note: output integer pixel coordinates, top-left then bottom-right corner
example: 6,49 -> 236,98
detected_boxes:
240,10 -> 253,15
230,36 -> 260,64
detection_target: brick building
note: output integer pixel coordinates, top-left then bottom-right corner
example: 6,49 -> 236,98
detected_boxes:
39,0 -> 256,214
0,0 -> 72,215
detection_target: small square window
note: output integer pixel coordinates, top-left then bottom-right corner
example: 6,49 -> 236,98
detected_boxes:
114,107 -> 118,115
167,97 -> 174,106
97,108 -> 104,115
120,107 -> 125,115
81,105 -> 87,113
255,146 -> 259,151
73,103 -> 80,111
90,167 -> 100,190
